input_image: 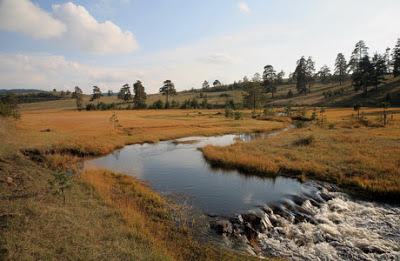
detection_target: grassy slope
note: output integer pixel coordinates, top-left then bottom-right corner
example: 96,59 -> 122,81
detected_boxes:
19,76 -> 400,112
0,110 -> 282,260
201,107 -> 400,202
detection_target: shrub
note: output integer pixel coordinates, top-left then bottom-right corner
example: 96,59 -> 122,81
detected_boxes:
234,112 -> 243,120
263,105 -> 276,116
293,135 -> 315,146
48,170 -> 73,204
225,106 -> 233,118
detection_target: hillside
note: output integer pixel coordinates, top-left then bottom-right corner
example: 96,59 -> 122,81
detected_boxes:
18,76 -> 400,112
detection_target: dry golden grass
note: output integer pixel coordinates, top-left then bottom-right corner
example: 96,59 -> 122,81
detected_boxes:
2,109 -> 286,160
201,107 -> 400,201
1,109 -> 280,260
80,169 -> 260,261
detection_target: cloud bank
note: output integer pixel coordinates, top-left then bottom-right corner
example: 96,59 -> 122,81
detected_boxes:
0,0 -> 138,54
0,0 -> 66,39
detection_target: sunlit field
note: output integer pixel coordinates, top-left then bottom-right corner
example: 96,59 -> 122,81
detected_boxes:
201,107 -> 400,201
0,108 -> 285,260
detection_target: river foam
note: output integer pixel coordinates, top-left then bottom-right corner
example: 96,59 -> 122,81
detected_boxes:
212,189 -> 400,260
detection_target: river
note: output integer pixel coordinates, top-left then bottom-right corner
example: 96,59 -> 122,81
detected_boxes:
84,128 -> 400,260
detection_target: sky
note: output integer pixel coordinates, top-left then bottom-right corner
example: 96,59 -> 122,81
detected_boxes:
0,0 -> 399,94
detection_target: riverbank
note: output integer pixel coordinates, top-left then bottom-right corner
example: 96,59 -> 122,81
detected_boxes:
1,110 -> 282,260
201,108 -> 400,202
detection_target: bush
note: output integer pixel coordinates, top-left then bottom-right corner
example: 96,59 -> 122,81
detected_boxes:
225,106 -> 233,118
263,105 -> 276,116
0,92 -> 20,119
48,170 -> 73,204
293,135 -> 315,146
234,112 -> 243,120
0,103 -> 21,119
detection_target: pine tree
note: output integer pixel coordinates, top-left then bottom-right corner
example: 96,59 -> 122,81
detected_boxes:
159,80 -> 177,104
133,80 -> 147,108
348,40 -> 369,74
318,65 -> 331,84
243,82 -> 266,111
393,38 -> 400,77
352,56 -> 374,94
118,84 -> 132,102
371,53 -> 387,89
334,53 -> 347,85
213,80 -> 221,87
202,80 -> 209,89
294,56 -> 308,94
305,57 -> 316,93
73,86 -> 83,111
263,65 -> 277,98
90,86 -> 102,102
277,70 -> 285,85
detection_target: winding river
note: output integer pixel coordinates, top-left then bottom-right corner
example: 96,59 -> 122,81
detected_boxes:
84,127 -> 400,260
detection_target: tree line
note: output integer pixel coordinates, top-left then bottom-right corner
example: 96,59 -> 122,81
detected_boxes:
69,37 -> 400,111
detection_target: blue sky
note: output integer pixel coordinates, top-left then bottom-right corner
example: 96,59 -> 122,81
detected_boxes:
0,0 -> 399,94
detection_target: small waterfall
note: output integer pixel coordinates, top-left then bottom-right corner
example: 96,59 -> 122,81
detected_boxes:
210,188 -> 400,260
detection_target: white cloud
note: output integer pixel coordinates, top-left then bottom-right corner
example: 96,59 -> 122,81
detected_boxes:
0,0 -> 66,39
237,2 -> 250,13
52,2 -> 138,54
0,53 -> 143,93
0,0 -> 138,54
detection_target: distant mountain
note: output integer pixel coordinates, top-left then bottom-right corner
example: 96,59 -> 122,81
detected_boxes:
0,89 -> 47,95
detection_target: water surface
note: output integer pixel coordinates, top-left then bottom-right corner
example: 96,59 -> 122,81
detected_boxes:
84,130 -> 316,216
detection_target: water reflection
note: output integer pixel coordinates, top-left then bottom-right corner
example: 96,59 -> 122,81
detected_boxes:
84,129 -> 315,216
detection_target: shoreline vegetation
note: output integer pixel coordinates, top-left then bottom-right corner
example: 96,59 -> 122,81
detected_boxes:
1,109 -> 281,260
1,107 -> 399,259
201,108 -> 400,202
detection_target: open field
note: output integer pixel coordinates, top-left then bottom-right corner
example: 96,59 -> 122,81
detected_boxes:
1,108 -> 284,260
201,107 -> 400,201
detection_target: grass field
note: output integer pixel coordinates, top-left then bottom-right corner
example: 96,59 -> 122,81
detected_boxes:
201,107 -> 400,201
1,108 -> 284,260
1,103 -> 399,259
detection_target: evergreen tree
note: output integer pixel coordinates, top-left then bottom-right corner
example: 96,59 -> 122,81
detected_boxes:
213,80 -> 221,87
393,38 -> 400,77
277,70 -> 285,85
318,65 -> 331,84
305,57 -> 316,92
294,56 -> 308,94
73,86 -> 83,111
107,90 -> 113,96
118,84 -> 132,102
371,53 -> 387,89
202,80 -> 209,89
352,56 -> 374,94
133,80 -> 147,108
159,80 -> 177,104
263,65 -> 277,98
348,40 -> 369,74
334,53 -> 347,85
384,47 -> 392,74
90,86 -> 102,102
243,82 -> 266,111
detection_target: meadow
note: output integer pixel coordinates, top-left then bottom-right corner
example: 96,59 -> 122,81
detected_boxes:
1,108 -> 283,260
201,107 -> 400,201
1,103 -> 399,260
